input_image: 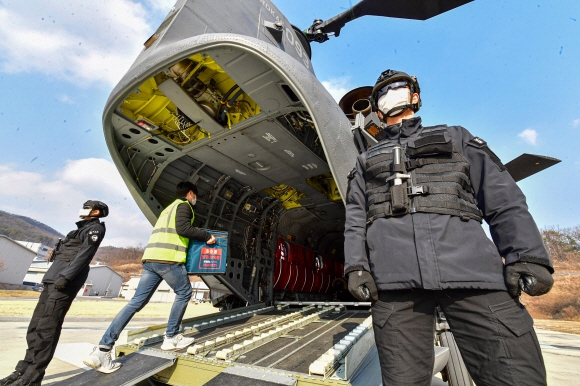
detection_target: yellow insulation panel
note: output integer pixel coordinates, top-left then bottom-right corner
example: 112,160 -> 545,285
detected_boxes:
263,184 -> 307,210
119,53 -> 261,146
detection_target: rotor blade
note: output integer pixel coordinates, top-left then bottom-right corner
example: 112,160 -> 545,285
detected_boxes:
356,0 -> 473,21
317,0 -> 473,37
505,154 -> 561,182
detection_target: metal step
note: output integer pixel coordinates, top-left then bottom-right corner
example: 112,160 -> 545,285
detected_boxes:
52,349 -> 175,386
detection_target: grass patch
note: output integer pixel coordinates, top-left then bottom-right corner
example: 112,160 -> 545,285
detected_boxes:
523,275 -> 580,321
0,290 -> 40,298
0,298 -> 216,319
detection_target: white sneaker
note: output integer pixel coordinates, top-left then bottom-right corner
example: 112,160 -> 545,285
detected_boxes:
83,346 -> 122,373
160,333 -> 195,350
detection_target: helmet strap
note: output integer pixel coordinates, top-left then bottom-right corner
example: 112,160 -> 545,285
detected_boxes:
381,104 -> 415,121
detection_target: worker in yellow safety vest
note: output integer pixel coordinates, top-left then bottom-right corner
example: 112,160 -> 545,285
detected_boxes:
84,181 -> 216,373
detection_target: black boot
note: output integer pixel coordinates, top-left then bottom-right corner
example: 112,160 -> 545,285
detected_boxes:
0,372 -> 21,386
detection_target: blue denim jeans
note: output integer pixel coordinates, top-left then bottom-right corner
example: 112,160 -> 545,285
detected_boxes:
99,262 -> 192,349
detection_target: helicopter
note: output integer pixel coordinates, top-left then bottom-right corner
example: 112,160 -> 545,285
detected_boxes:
83,1 -> 563,385
103,0 -> 558,308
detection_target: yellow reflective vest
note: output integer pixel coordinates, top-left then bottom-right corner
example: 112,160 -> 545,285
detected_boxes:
142,199 -> 193,263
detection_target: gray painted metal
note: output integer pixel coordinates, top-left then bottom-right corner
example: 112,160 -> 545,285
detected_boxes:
103,27 -> 356,305
347,345 -> 382,386
52,349 -> 175,386
104,33 -> 356,219
433,346 -> 451,376
344,326 -> 377,379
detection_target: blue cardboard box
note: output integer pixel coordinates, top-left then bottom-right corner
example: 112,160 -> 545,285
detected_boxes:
186,230 -> 228,274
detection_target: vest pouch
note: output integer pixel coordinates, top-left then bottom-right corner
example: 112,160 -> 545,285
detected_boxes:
390,182 -> 409,213
407,131 -> 453,157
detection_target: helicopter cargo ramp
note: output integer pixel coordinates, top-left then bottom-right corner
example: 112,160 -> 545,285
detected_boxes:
52,349 -> 176,386
75,303 -> 449,386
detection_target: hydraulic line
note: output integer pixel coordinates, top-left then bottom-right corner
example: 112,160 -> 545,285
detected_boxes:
220,88 -> 245,124
216,84 -> 240,123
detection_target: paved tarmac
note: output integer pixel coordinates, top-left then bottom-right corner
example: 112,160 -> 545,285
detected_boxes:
1,320 -> 578,385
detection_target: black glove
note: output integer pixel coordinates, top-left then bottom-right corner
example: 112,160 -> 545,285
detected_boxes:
54,276 -> 69,289
505,262 -> 553,297
347,270 -> 378,302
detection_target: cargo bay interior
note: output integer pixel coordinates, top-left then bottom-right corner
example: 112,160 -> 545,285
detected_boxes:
109,46 -> 349,308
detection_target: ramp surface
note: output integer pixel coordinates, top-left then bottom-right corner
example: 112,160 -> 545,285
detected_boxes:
52,349 -> 175,386
203,366 -> 297,386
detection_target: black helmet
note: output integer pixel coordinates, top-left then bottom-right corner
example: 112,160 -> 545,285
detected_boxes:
370,69 -> 421,113
83,200 -> 109,218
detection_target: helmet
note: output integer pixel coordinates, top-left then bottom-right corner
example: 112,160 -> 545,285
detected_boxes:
83,200 -> 109,218
370,69 -> 421,113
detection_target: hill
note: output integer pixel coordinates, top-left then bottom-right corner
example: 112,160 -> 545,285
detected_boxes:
94,246 -> 144,281
0,210 -> 64,246
524,226 -> 580,321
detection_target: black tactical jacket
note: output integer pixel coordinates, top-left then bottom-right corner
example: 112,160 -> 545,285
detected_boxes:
43,218 -> 105,284
344,117 -> 553,291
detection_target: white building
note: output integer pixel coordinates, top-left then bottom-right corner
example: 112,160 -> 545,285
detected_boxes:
23,261 -> 123,297
121,276 -> 209,302
0,236 -> 37,288
85,264 -> 124,297
16,241 -> 51,263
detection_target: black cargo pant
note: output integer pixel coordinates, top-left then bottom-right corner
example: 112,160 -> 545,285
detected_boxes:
372,289 -> 546,386
15,282 -> 83,384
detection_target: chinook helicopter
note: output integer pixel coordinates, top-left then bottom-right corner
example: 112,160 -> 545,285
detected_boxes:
79,1 -> 559,384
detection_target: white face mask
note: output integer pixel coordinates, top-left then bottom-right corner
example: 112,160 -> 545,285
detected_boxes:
78,208 -> 91,218
377,87 -> 410,117
190,198 -> 197,206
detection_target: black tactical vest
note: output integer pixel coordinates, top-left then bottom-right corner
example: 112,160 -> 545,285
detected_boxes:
52,221 -> 104,262
364,125 -> 483,224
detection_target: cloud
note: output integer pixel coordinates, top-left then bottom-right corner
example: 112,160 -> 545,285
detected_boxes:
145,0 -> 176,13
518,128 -> 538,145
0,159 -> 152,247
321,77 -> 351,102
573,119 -> 580,128
0,0 -> 153,87
56,94 -> 74,104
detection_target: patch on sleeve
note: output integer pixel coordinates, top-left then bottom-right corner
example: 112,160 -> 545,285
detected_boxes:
468,137 -> 487,148
87,229 -> 102,245
347,167 -> 357,179
467,137 -> 506,171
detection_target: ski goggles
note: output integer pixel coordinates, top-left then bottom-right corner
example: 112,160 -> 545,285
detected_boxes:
376,81 -> 409,100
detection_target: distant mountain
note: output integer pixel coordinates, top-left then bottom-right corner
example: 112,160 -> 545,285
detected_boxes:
0,210 -> 64,246
94,246 -> 145,281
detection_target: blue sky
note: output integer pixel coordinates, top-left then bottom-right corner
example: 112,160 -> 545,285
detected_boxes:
0,0 -> 578,246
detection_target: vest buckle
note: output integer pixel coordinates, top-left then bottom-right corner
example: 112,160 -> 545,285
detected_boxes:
407,185 -> 427,196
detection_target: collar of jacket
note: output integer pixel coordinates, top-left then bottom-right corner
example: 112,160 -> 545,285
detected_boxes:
383,116 -> 422,140
75,217 -> 100,229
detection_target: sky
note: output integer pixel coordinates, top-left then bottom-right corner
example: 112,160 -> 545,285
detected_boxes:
0,0 -> 578,247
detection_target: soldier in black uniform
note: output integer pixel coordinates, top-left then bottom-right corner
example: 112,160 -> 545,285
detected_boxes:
0,200 -> 108,386
344,70 -> 554,386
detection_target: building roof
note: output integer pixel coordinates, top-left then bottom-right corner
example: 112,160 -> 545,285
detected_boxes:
0,235 -> 37,255
15,241 -> 50,254
89,264 -> 124,279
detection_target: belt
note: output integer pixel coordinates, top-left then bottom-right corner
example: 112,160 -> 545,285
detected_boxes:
142,260 -> 182,265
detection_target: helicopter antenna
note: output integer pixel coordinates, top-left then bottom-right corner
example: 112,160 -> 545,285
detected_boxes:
305,0 -> 473,43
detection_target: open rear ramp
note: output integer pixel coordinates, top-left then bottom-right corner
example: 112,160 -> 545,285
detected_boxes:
52,349 -> 175,386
